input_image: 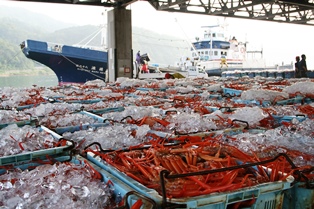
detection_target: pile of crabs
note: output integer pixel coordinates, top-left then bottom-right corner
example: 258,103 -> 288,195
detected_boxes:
1,76 -> 314,206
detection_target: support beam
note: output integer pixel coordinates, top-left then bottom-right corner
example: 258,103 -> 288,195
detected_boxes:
13,0 -> 314,26
107,8 -> 133,82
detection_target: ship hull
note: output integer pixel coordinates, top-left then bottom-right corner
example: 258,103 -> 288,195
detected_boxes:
205,68 -> 223,77
205,67 -> 278,77
21,40 -> 108,85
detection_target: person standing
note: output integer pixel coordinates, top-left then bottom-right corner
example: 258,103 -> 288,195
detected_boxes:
142,60 -> 149,73
299,54 -> 308,78
136,51 -> 141,65
220,55 -> 228,68
294,56 -> 300,78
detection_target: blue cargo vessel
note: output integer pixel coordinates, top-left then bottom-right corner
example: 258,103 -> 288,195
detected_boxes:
20,40 -> 108,85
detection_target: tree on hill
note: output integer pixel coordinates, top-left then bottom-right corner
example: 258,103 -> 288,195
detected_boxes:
0,38 -> 34,70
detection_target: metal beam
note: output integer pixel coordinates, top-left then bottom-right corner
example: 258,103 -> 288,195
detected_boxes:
148,0 -> 314,26
12,0 -> 314,25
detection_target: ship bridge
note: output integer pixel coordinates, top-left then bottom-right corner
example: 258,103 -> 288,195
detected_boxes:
13,0 -> 314,81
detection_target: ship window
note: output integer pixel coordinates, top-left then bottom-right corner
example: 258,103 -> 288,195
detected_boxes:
218,33 -> 224,38
205,51 -> 208,55
220,43 -> 230,49
209,51 -> 213,56
214,51 -> 218,56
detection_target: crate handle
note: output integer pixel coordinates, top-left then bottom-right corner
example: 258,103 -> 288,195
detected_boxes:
219,106 -> 234,112
159,153 -> 297,203
115,190 -> 158,209
232,119 -> 249,129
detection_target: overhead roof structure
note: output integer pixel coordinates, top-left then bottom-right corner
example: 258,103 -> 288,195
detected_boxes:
14,0 -> 314,26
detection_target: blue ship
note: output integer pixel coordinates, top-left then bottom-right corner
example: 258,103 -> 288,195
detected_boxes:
20,40 -> 108,85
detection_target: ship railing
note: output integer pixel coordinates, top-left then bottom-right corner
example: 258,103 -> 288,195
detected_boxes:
47,43 -> 63,53
72,44 -> 106,52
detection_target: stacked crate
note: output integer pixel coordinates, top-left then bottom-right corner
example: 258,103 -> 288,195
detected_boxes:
1,76 -> 313,209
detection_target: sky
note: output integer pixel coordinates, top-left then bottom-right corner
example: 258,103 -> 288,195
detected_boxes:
1,0 -> 313,68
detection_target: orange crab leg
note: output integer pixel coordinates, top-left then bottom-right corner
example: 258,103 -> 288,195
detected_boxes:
10,135 -> 24,151
131,199 -> 143,209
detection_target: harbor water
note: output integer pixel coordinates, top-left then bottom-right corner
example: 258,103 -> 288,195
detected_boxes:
0,74 -> 58,88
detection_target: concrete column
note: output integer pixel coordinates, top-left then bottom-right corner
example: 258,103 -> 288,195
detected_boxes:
107,8 -> 133,82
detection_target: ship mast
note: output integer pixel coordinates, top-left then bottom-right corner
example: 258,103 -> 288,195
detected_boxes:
201,25 -> 219,60
101,10 -> 108,50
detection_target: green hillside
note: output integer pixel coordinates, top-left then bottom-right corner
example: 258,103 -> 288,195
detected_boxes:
0,6 -> 190,75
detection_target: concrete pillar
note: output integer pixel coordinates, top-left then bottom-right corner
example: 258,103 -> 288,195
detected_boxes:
107,8 -> 133,82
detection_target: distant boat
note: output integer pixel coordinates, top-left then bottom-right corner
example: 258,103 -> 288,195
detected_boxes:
20,39 -> 108,85
174,25 -> 286,77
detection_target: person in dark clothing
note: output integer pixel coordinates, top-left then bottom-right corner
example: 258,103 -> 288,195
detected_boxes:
298,54 -> 308,78
136,51 -> 141,65
294,56 -> 300,78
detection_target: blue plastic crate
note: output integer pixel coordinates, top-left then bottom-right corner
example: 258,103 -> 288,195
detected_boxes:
136,87 -> 155,92
0,145 -> 72,167
261,71 -> 268,77
267,71 -> 276,78
77,157 -> 158,208
248,71 -> 255,78
276,71 -> 285,79
283,182 -> 314,209
240,71 -> 248,77
0,155 -> 156,208
52,123 -> 110,134
16,104 -> 36,111
0,117 -> 38,129
280,115 -> 307,123
293,96 -> 305,104
284,70 -> 295,79
307,70 -> 314,78
276,98 -> 297,105
87,152 -> 292,209
0,155 -> 71,174
66,98 -> 102,104
88,107 -> 125,115
209,94 -> 223,100
148,130 -> 176,138
254,71 -> 262,77
79,110 -> 107,122
206,106 -> 220,112
40,125 -> 64,139
232,99 -> 272,107
222,87 -> 242,97
272,115 -> 307,124
0,126 -> 73,167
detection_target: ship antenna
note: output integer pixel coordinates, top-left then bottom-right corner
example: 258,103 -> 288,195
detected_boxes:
74,28 -> 102,47
101,10 -> 107,50
174,17 -> 199,60
74,10 -> 107,50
